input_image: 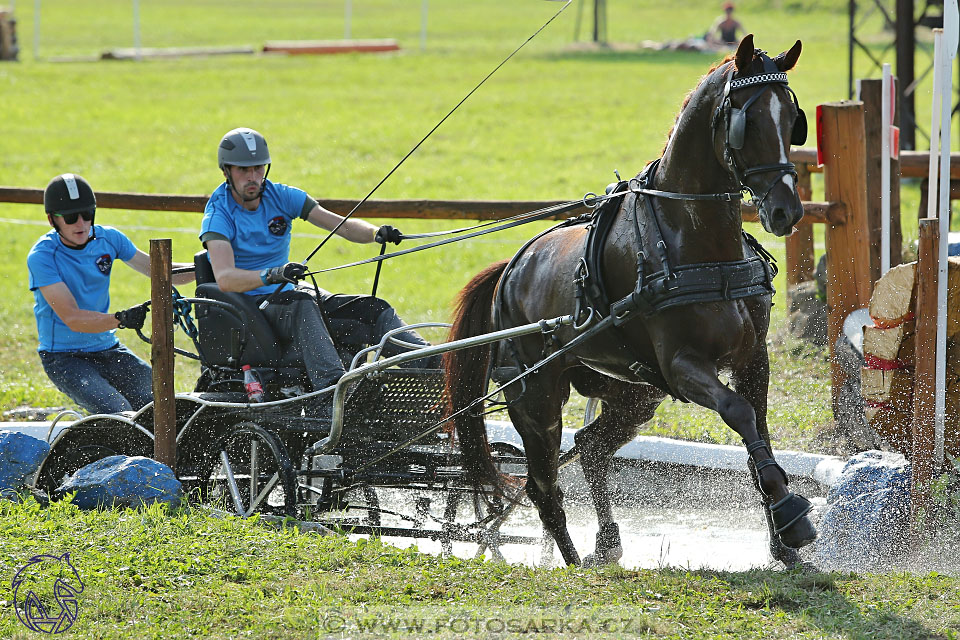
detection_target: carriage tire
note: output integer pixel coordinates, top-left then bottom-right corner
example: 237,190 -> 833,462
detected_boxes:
200,422 -> 297,518
34,443 -> 123,497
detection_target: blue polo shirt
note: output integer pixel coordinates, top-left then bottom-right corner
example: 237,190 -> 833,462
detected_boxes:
27,226 -> 138,352
199,180 -> 311,296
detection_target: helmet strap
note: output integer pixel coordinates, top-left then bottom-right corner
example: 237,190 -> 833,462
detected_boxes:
224,164 -> 271,204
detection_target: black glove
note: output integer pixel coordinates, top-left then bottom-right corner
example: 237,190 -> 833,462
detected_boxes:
262,262 -> 307,285
374,224 -> 403,245
115,302 -> 149,330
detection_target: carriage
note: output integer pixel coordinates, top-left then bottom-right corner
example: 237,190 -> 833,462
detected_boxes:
31,249 -> 569,559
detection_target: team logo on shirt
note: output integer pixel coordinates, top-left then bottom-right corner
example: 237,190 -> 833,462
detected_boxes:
268,216 -> 288,236
95,254 -> 112,275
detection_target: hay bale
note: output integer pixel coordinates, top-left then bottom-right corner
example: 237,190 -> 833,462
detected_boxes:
863,258 -> 960,459
868,262 -> 915,328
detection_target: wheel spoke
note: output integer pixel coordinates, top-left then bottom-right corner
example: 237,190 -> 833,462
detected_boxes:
220,449 -> 244,515
249,440 -> 259,501
246,473 -> 280,517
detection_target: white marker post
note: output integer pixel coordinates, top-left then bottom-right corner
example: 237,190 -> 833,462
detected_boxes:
421,0 -> 429,51
32,0 -> 39,61
133,0 -> 141,61
881,63 -> 892,276
936,0 -> 959,464
926,31 -> 943,224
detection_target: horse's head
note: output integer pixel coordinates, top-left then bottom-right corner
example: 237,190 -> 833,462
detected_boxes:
711,35 -> 805,237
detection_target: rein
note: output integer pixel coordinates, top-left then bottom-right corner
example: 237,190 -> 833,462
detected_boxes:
301,193 -> 620,277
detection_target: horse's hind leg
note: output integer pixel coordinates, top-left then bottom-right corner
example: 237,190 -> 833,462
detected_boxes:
732,346 -> 814,568
506,372 -> 581,567
569,370 -> 665,566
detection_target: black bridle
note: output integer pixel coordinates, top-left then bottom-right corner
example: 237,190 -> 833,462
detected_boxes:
632,52 -> 806,211
713,53 -> 807,210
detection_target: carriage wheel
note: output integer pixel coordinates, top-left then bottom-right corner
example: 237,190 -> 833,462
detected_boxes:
583,396 -> 601,427
202,422 -> 296,518
34,443 -> 121,496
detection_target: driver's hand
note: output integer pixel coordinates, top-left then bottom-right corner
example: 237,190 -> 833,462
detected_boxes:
115,302 -> 149,330
263,262 -> 307,285
374,224 -> 403,245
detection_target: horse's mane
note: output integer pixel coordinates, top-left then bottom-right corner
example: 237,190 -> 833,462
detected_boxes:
660,54 -> 734,155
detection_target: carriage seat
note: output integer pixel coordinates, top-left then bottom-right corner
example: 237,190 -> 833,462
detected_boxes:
193,251 -> 303,371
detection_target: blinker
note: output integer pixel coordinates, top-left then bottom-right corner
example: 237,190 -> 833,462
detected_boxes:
728,108 -> 747,149
791,108 -> 808,146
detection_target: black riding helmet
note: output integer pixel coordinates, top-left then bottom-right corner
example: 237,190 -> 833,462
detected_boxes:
43,173 -> 97,247
44,173 -> 96,216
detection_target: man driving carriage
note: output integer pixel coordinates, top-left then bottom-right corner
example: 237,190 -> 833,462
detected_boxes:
28,173 -> 196,415
198,127 -> 438,403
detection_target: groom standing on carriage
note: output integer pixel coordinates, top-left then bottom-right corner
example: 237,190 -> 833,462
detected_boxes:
199,127 -> 438,404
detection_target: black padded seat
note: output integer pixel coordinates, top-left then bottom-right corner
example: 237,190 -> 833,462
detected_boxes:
193,251 -> 299,369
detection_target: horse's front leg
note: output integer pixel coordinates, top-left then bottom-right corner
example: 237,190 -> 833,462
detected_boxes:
732,344 -> 814,569
667,349 -> 817,556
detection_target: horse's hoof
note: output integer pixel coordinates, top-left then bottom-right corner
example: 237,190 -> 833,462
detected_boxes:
582,523 -> 623,567
771,492 -> 817,549
582,545 -> 623,568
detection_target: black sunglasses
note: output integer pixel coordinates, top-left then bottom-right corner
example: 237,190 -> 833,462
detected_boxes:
54,210 -> 95,225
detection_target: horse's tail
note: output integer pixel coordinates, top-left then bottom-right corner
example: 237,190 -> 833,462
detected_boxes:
444,260 -> 510,498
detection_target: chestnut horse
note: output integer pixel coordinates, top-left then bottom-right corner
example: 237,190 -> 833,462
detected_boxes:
444,36 -> 817,568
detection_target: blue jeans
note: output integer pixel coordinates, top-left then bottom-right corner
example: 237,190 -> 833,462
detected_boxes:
39,343 -> 153,414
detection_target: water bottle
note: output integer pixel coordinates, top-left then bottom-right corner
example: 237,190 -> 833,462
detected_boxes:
242,365 -> 264,403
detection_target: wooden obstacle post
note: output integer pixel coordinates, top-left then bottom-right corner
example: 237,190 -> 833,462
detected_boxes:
860,78 -> 903,282
785,164 -> 816,308
820,102 -> 873,416
150,239 -> 176,470
911,218 -> 940,524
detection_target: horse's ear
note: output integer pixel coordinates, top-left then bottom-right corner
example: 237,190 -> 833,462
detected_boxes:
776,40 -> 802,72
734,34 -> 755,73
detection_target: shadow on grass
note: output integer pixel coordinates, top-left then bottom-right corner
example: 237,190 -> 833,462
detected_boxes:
709,569 -> 944,639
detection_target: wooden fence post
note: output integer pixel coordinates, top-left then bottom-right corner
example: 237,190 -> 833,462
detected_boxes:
151,239 -> 176,470
861,77 -> 903,282
911,218 -> 940,525
820,102 -> 873,416
785,164 -> 815,307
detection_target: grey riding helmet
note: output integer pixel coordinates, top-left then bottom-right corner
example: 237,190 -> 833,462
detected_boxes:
217,128 -> 271,169
44,173 -> 96,216
218,128 -> 271,199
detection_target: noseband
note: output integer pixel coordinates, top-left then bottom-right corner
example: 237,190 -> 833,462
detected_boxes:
714,52 -> 807,209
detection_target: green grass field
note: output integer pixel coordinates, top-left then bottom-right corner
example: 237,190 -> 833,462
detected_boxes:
2,0 -> 894,449
0,498 -> 958,639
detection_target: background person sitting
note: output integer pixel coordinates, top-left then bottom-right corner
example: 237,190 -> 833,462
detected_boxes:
706,2 -> 745,47
27,173 -> 195,415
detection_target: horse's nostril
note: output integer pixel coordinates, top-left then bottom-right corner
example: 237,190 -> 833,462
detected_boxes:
769,208 -> 795,234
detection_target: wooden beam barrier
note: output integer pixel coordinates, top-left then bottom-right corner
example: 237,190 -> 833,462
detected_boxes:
0,185 -> 842,223
819,102 -> 873,418
911,218 -> 940,527
151,239 -> 176,471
